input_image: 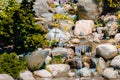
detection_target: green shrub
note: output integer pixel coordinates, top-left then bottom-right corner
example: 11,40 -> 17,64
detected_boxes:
0,52 -> 27,78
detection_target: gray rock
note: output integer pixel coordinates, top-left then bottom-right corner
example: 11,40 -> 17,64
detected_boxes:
96,57 -> 108,74
0,74 -> 14,80
93,32 -> 103,43
77,0 -> 103,20
46,64 -> 70,73
33,69 -> 52,78
103,68 -> 119,79
33,0 -> 49,17
41,13 -> 53,21
25,49 -> 49,70
74,20 -> 95,36
114,33 -> 120,45
104,21 -> 119,37
101,15 -> 118,23
111,55 -> 120,69
96,27 -> 104,34
77,67 -> 92,77
51,47 -> 68,57
20,71 -> 35,80
96,44 -> 117,60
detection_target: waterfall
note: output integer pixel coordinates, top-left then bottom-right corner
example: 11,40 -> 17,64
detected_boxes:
77,60 -> 82,69
73,57 -> 82,69
75,45 -> 92,57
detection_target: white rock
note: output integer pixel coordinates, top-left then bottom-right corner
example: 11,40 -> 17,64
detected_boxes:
33,69 -> 52,78
46,64 -> 70,73
0,74 -> 14,80
78,67 -> 92,77
68,71 -> 75,77
41,13 -> 53,21
47,28 -> 70,43
55,6 -> 66,14
111,55 -> 120,68
74,20 -> 95,36
20,71 -> 35,80
96,44 -> 117,59
45,56 -> 52,64
93,38 -> 100,43
75,78 -> 80,80
103,68 -> 119,79
114,33 -> 120,44
51,71 -> 58,77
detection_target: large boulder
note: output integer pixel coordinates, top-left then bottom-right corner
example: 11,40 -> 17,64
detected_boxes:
111,55 -> 120,69
46,64 -> 70,73
0,74 -> 14,80
77,0 -> 103,20
51,47 -> 68,57
20,71 -> 35,80
96,57 -> 108,74
25,49 -> 49,70
102,68 -> 119,79
96,44 -> 117,60
33,0 -> 49,17
74,20 -> 95,36
114,33 -> 120,45
33,69 -> 52,78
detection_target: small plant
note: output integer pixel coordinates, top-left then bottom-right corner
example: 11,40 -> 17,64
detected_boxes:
50,55 -> 63,64
95,19 -> 104,27
49,40 -> 58,47
0,52 -> 27,79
